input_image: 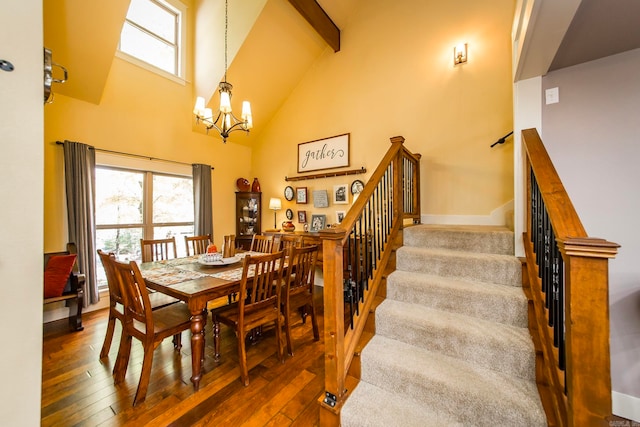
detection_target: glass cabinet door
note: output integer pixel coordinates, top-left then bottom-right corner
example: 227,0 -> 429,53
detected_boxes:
236,192 -> 261,241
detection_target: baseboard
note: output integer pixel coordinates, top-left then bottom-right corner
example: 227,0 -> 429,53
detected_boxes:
421,200 -> 514,227
613,391 -> 640,423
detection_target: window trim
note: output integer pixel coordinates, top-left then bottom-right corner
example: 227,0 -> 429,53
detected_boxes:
116,0 -> 187,84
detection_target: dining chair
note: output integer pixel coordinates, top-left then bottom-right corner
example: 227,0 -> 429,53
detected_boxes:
275,234 -> 303,255
249,234 -> 273,253
185,234 -> 211,256
282,245 -> 320,355
140,237 -> 177,262
111,257 -> 192,406
212,250 -> 287,386
97,250 -> 181,360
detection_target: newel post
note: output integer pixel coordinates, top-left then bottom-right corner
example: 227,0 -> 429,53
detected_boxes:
558,237 -> 619,426
319,231 -> 346,426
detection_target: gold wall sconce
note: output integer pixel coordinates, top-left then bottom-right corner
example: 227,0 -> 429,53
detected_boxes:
454,43 -> 468,65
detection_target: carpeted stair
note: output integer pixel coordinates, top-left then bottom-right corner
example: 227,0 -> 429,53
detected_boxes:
341,224 -> 547,426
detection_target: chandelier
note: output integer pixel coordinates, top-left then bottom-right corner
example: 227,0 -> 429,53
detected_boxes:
193,0 -> 252,143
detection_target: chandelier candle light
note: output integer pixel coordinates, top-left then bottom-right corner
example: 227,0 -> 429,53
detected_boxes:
193,0 -> 252,142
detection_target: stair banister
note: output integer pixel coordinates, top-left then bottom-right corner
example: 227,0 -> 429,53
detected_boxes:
317,136 -> 420,425
522,128 -> 619,426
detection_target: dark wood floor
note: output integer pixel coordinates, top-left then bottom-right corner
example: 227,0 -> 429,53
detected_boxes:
42,288 -> 325,426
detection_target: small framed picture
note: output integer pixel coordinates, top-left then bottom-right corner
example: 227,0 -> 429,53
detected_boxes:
333,184 -> 348,204
310,214 -> 326,232
336,210 -> 346,224
296,187 -> 308,204
298,210 -> 307,223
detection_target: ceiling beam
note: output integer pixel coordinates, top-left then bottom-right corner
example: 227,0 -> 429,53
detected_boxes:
287,0 -> 340,52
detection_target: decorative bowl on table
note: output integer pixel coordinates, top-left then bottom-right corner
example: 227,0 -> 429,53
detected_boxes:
236,178 -> 250,192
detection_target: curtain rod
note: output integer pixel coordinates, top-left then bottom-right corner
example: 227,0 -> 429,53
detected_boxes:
55,141 -> 213,169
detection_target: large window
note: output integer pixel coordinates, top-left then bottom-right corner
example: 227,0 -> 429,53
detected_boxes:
95,167 -> 194,288
118,0 -> 186,79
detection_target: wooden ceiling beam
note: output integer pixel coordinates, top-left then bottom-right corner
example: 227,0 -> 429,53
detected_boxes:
287,0 -> 340,52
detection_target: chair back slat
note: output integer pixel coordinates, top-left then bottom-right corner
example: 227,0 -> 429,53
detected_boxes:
112,259 -> 153,329
250,234 -> 273,253
97,249 -> 123,304
274,234 -> 303,255
185,234 -> 211,256
286,245 -> 318,295
238,251 -> 285,319
140,237 -> 177,262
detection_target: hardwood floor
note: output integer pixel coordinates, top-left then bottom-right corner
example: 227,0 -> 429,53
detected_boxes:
42,288 -> 325,426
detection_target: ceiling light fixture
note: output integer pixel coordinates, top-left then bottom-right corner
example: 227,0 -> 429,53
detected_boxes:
193,0 -> 252,143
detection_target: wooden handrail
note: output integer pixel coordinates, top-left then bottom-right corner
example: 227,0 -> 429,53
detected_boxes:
317,136 -> 420,425
521,128 -> 619,426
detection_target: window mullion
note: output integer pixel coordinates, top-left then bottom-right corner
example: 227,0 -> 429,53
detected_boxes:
143,171 -> 154,239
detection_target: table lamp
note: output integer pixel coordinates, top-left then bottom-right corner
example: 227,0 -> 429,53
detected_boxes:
269,197 -> 282,229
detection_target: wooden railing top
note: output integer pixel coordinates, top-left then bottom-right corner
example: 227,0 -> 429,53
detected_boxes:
523,128 -> 619,255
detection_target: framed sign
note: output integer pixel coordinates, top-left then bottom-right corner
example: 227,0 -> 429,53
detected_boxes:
298,133 -> 350,173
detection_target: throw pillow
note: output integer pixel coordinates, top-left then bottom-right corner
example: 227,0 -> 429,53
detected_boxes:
44,254 -> 77,298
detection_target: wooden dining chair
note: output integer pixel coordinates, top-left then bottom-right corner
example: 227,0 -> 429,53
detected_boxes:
111,258 -> 192,406
275,234 -> 303,255
97,250 -> 180,360
212,250 -> 287,386
185,234 -> 211,256
140,237 -> 177,262
249,234 -> 273,253
282,245 -> 320,355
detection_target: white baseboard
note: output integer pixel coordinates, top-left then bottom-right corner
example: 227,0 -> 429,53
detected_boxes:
421,200 -> 514,228
613,391 -> 640,423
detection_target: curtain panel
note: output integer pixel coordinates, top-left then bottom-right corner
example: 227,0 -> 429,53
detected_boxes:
63,140 -> 98,306
193,164 -> 213,238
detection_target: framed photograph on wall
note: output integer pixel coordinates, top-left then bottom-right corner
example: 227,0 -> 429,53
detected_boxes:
336,211 -> 346,224
310,214 -> 326,232
333,184 -> 348,204
298,210 -> 307,223
296,187 -> 307,204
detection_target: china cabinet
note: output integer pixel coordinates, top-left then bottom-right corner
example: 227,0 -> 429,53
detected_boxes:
235,192 -> 262,249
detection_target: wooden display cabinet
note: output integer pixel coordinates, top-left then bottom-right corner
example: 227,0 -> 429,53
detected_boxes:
235,192 -> 262,250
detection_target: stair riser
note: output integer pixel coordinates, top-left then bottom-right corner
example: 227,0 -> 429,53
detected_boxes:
397,248 -> 521,287
404,226 -> 515,255
386,273 -> 528,328
375,304 -> 536,381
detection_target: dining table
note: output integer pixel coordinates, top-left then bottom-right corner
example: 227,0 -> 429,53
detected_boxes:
139,251 -> 267,391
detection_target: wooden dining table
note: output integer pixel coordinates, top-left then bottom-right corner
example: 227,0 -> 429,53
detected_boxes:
139,252 -> 265,391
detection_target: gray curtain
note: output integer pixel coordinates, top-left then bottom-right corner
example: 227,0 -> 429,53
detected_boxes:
193,163 -> 213,238
63,140 -> 98,306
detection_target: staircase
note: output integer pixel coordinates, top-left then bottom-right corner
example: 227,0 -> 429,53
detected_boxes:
341,224 -> 547,426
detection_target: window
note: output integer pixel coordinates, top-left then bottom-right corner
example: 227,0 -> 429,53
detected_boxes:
118,0 -> 186,80
95,166 -> 194,289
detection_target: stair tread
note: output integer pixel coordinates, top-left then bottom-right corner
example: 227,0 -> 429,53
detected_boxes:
359,335 -> 546,425
386,269 -> 528,327
342,381 -> 463,427
376,299 -> 535,380
404,224 -> 515,255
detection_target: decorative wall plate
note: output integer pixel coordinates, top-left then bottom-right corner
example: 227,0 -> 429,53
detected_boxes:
351,179 -> 365,195
284,185 -> 294,201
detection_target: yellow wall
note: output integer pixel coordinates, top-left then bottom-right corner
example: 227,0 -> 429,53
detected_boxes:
44,59 -> 251,251
251,0 -> 515,228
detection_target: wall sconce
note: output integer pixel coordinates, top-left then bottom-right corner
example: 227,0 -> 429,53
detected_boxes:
454,43 -> 468,65
269,197 -> 282,229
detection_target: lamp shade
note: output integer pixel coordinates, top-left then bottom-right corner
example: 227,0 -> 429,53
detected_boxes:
269,198 -> 282,210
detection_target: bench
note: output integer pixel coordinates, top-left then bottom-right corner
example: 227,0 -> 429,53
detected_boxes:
44,242 -> 85,331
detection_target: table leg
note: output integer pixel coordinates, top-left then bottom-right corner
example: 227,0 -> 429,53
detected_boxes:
189,308 -> 205,390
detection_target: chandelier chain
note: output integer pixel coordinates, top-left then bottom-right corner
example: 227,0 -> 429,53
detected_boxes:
224,0 -> 228,82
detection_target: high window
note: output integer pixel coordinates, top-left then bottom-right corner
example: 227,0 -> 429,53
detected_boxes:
118,0 -> 186,80
95,166 -> 194,288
